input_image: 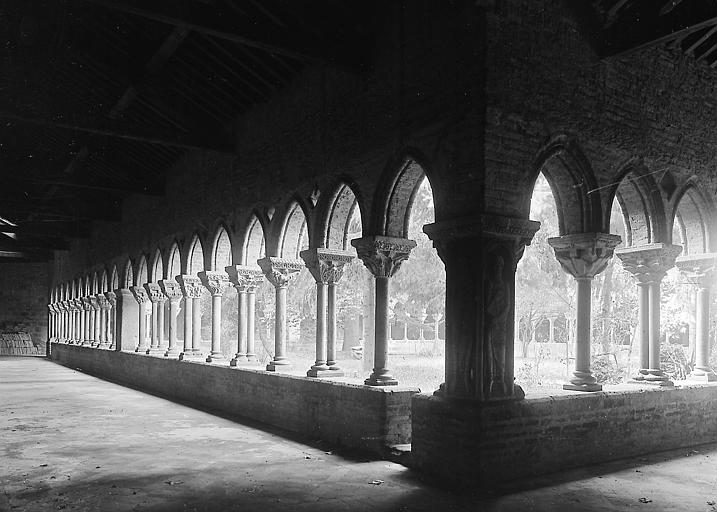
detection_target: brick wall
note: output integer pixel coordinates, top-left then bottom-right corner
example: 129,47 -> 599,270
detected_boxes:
0,262 -> 48,349
51,343 -> 417,455
412,385 -> 717,486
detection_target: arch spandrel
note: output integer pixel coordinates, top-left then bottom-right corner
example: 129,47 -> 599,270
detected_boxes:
167,242 -> 181,279
241,214 -> 266,267
151,248 -> 164,282
211,225 -> 233,271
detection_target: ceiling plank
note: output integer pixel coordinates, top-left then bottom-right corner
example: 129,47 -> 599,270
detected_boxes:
81,0 -> 328,64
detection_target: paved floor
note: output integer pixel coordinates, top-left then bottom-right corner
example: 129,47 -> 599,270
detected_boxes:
2,357 -> 717,512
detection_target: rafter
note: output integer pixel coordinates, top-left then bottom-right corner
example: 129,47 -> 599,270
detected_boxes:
81,0 -> 332,64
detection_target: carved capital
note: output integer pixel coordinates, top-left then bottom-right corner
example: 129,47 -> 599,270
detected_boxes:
57,302 -> 67,312
96,294 -> 110,310
350,236 -> 416,279
198,270 -> 230,296
130,286 -> 149,304
143,283 -> 166,303
175,275 -> 204,299
257,257 -> 304,288
548,233 -> 622,279
104,291 -> 117,307
616,243 -> 683,283
676,253 -> 717,288
225,265 -> 265,291
81,297 -> 95,311
300,248 -> 355,285
158,279 -> 183,302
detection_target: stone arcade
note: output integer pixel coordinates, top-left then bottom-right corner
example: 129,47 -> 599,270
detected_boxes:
6,0 -> 717,506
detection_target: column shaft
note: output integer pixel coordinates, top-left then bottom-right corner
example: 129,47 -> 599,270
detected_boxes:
246,290 -> 256,361
695,286 -> 710,373
157,301 -> 165,349
268,285 -> 289,369
137,303 -> 148,352
636,283 -> 650,378
192,296 -> 202,353
183,297 -> 193,354
327,283 -> 339,370
564,278 -> 600,391
149,301 -> 159,351
166,300 -> 179,356
206,294 -> 223,362
366,276 -> 396,385
231,288 -> 248,365
308,283 -> 328,376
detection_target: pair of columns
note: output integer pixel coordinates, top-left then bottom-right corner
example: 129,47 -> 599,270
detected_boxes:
618,245 -> 717,383
226,266 -> 263,365
49,294 -> 116,348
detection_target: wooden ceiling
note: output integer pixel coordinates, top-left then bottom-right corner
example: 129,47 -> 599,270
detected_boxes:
0,0 -> 376,261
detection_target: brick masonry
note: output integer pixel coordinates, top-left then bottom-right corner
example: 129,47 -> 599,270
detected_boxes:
0,262 -> 48,350
412,385 -> 717,486
51,343 -> 418,455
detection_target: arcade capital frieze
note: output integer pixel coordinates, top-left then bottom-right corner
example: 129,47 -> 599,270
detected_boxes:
616,243 -> 683,283
350,236 -> 416,279
158,279 -> 183,302
300,248 -> 355,285
143,283 -> 166,303
175,275 -> 204,299
548,233 -> 622,280
676,253 -> 717,288
225,265 -> 265,291
257,257 -> 304,288
198,271 -> 230,296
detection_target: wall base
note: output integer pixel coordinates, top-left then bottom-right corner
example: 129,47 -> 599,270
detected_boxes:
411,383 -> 717,486
51,343 -> 418,456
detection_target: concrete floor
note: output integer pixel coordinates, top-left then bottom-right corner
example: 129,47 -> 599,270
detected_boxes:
2,357 -> 717,512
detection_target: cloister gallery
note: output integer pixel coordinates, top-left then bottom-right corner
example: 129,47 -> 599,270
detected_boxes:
6,0 -> 717,504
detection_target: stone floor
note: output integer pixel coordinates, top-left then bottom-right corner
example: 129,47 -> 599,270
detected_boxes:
2,356 -> 717,512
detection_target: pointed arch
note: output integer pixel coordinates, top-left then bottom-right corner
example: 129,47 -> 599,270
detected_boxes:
63,282 -> 70,300
670,178 -> 716,254
72,279 -> 79,299
278,200 -> 310,259
372,152 -> 434,238
241,213 -> 267,267
110,265 -> 119,290
319,181 -> 365,250
136,255 -> 149,285
84,275 -> 92,295
187,234 -> 205,274
123,259 -> 134,288
151,248 -> 164,282
604,159 -> 667,247
100,269 -> 109,293
91,272 -> 99,294
211,224 -> 233,270
167,241 -> 181,279
524,135 -> 602,235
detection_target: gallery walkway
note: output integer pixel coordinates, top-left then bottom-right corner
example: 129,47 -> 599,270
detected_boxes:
2,356 -> 717,512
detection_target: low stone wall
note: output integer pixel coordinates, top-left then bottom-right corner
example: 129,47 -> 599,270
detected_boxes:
51,343 -> 418,455
412,383 -> 717,486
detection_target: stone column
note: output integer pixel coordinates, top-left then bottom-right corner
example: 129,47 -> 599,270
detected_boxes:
617,244 -> 681,385
105,292 -> 117,350
96,295 -> 111,349
226,266 -> 264,366
159,280 -> 183,357
351,236 -> 417,386
549,233 -> 622,392
198,270 -> 230,363
422,215 -> 540,400
56,303 -> 64,342
71,300 -> 79,343
81,298 -> 93,346
300,249 -> 355,377
130,286 -> 150,353
143,283 -> 165,355
89,296 -> 101,347
548,315 -> 556,344
257,257 -> 304,371
677,254 -> 717,382
176,275 -> 203,360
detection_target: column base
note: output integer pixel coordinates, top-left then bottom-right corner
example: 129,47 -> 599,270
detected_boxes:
364,374 -> 398,386
146,347 -> 164,356
563,382 -> 602,392
266,360 -> 292,372
644,370 -> 674,386
206,353 -> 225,363
164,347 -> 180,358
135,346 -> 150,353
96,342 -> 110,350
230,354 -> 247,366
688,370 -> 717,382
178,352 -> 204,362
307,368 -> 344,378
